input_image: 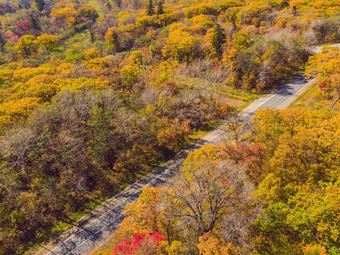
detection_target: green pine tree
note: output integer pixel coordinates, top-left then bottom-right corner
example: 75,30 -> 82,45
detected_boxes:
147,0 -> 155,16
212,24 -> 226,60
34,0 -> 45,12
156,1 -> 164,15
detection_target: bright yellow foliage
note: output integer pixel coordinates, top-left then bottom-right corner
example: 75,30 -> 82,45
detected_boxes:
15,35 -> 38,58
198,231 -> 238,255
36,34 -> 59,52
0,97 -> 41,132
162,25 -> 202,63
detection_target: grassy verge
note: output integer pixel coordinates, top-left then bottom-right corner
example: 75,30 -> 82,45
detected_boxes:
223,87 -> 260,103
290,82 -> 340,111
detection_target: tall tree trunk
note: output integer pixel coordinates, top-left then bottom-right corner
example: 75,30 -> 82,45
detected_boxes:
21,157 -> 31,190
329,88 -> 339,110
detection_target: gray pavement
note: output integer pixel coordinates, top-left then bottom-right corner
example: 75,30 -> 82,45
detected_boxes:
241,76 -> 315,122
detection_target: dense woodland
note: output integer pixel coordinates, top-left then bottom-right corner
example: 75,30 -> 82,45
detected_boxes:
0,0 -> 339,254
94,107 -> 340,255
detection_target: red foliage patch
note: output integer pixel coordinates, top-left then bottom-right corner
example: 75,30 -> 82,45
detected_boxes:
318,81 -> 327,91
113,232 -> 165,255
221,143 -> 264,183
16,19 -> 31,33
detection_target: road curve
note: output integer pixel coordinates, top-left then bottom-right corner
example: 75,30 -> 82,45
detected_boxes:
41,74 -> 317,255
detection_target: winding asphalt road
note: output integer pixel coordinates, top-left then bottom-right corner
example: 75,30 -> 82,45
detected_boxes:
41,73 -> 317,255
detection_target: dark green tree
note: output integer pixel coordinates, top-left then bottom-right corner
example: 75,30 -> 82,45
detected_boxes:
28,14 -> 41,32
147,0 -> 155,16
34,0 -> 45,12
212,23 -> 226,59
115,0 -> 122,8
156,1 -> 164,15
0,29 -> 5,53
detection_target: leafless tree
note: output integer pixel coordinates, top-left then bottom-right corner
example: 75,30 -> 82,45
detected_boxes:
329,88 -> 340,110
173,88 -> 207,127
301,28 -> 318,46
203,64 -> 229,113
220,204 -> 261,254
141,85 -> 176,109
0,127 -> 37,190
224,113 -> 247,143
167,159 -> 253,237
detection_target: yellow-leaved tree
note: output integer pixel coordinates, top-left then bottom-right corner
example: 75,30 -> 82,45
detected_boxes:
306,47 -> 340,109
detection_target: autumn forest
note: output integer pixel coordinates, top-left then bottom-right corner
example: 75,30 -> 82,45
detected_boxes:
0,0 -> 339,254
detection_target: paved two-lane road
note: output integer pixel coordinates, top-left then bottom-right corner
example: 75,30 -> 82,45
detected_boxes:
41,74 -> 317,255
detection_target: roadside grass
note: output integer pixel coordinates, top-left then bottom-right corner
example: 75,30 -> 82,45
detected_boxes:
178,76 -> 260,111
290,82 -> 340,112
189,129 -> 211,140
223,87 -> 260,103
222,86 -> 264,112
